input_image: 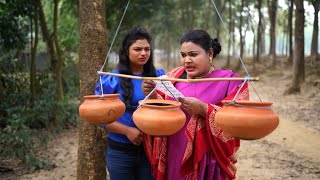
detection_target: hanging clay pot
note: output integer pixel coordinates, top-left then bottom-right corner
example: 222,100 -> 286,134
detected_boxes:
79,94 -> 125,124
133,99 -> 186,136
215,100 -> 279,140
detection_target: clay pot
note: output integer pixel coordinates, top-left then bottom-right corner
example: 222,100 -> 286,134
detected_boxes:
215,100 -> 279,140
133,99 -> 186,136
79,94 -> 125,124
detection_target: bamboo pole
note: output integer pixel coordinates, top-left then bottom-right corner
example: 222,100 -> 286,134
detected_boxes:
98,71 -> 260,82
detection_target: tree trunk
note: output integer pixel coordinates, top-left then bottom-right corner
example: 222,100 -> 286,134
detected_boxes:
203,0 -> 211,31
236,0 -> 244,71
226,0 -> 232,68
252,26 -> 256,72
256,0 -> 262,63
268,0 -> 278,68
288,0 -> 294,64
261,18 -> 266,55
215,0 -> 222,40
36,0 -> 56,70
53,0 -> 64,101
285,0 -> 305,94
30,9 -> 39,107
311,0 -> 320,61
77,0 -> 108,179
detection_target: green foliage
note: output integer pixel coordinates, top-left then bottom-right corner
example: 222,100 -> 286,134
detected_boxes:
41,0 -> 79,66
0,0 -> 36,52
0,71 -> 79,168
106,0 -> 163,51
0,115 -> 35,160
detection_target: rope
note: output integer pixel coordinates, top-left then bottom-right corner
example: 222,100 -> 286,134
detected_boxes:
99,0 -> 131,72
138,84 -> 158,109
210,0 -> 262,102
231,76 -> 250,103
98,0 -> 131,95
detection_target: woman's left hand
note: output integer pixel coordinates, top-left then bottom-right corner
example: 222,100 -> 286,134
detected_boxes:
178,97 -> 207,117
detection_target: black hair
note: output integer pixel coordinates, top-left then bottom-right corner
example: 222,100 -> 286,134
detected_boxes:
180,29 -> 221,58
118,27 -> 157,111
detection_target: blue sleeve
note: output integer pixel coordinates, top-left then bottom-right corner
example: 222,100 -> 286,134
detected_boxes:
94,70 -> 119,95
156,68 -> 166,77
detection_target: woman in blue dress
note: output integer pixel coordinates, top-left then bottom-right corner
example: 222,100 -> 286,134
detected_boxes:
95,27 -> 165,180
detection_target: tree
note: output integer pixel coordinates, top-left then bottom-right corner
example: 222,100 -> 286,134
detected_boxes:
36,0 -> 64,101
77,0 -> 107,179
255,0 -> 262,63
236,0 -> 244,70
287,0 -> 294,64
226,0 -> 233,68
0,0 -> 37,104
310,0 -> 320,62
285,0 -> 305,94
30,4 -> 39,106
268,0 -> 278,68
53,0 -> 64,101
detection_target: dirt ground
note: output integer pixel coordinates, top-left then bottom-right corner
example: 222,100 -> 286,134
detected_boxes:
1,60 -> 320,180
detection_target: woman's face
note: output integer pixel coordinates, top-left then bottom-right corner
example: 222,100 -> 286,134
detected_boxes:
128,39 -> 151,68
180,42 -> 212,79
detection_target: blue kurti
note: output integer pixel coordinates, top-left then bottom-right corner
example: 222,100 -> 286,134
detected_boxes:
95,69 -> 165,144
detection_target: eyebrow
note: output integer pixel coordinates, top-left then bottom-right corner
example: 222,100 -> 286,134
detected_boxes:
180,50 -> 199,54
132,46 -> 150,48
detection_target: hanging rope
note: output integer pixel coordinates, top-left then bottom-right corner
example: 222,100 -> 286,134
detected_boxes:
137,85 -> 158,108
210,0 -> 262,102
98,0 -> 131,95
96,0 -> 263,102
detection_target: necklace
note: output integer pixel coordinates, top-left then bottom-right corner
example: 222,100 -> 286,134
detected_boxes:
194,66 -> 215,79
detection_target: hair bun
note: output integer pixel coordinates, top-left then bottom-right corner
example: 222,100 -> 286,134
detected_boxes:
211,38 -> 221,57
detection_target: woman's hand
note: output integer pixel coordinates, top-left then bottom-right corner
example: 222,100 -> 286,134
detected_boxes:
126,127 -> 143,146
178,97 -> 207,117
142,80 -> 157,99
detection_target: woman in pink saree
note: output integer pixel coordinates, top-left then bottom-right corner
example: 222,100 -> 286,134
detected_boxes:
142,29 -> 249,180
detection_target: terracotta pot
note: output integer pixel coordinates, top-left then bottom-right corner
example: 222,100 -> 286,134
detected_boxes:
215,100 -> 279,140
133,99 -> 186,136
79,94 -> 125,124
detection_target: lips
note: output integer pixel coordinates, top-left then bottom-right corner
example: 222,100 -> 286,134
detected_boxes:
185,66 -> 196,72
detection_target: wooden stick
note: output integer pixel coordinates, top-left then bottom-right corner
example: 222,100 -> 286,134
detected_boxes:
98,71 -> 260,82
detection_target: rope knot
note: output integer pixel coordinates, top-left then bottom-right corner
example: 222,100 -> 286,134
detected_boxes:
244,76 -> 251,82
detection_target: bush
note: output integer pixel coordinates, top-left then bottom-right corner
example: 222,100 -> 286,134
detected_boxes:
0,70 -> 79,169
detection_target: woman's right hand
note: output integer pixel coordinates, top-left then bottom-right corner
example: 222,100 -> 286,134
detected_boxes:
126,127 -> 143,146
142,80 -> 157,98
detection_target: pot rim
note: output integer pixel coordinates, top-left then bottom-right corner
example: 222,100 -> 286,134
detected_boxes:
138,99 -> 181,109
222,100 -> 273,106
83,94 -> 120,99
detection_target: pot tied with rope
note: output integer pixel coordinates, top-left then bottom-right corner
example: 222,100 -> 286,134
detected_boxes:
78,0 -> 279,139
214,78 -> 280,140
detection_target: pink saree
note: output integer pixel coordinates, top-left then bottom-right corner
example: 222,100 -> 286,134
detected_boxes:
144,66 -> 249,180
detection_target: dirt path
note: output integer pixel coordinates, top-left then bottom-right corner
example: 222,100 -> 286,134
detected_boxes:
1,65 -> 320,180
